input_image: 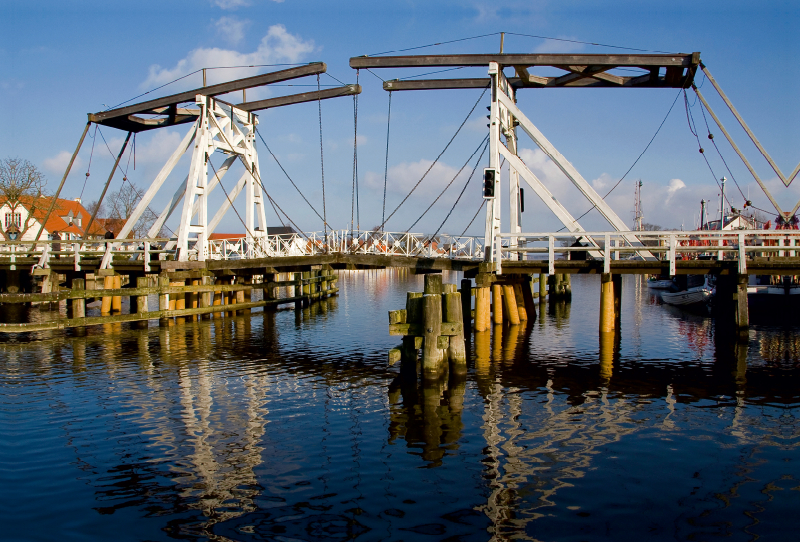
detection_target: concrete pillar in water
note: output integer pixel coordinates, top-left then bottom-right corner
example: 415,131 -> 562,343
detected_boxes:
502,284 -> 521,325
492,284 -> 503,325
71,278 -> 85,319
600,273 -> 615,333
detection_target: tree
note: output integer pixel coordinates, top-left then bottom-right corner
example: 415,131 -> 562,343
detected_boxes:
0,157 -> 49,239
641,222 -> 663,231
106,181 -> 163,238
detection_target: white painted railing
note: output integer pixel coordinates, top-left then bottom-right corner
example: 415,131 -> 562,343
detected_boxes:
3,229 -> 799,274
495,230 -> 800,275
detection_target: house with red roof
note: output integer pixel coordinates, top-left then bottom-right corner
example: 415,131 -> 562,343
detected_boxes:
0,196 -> 108,241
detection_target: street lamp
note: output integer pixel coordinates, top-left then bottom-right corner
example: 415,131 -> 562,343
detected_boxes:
6,223 -> 20,241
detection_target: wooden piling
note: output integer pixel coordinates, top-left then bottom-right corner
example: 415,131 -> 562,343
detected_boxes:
539,273 -> 547,300
158,276 -> 169,326
71,278 -> 85,319
460,279 -> 472,333
136,277 -> 148,314
502,284 -> 521,325
443,292 -> 467,371
422,293 -> 443,374
112,275 -> 122,313
475,287 -> 490,332
403,291 -> 423,363
520,277 -> 536,321
101,275 -> 113,314
600,273 -> 615,333
512,283 -> 528,322
492,284 -> 503,325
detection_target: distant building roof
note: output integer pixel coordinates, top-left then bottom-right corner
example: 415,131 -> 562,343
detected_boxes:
267,226 -> 296,236
208,233 -> 246,240
13,196 -> 107,237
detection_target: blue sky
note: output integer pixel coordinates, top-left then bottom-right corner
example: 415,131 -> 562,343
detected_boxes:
1,0 -> 797,236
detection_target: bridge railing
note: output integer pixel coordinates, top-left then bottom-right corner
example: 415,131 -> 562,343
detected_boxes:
496,230 -> 800,275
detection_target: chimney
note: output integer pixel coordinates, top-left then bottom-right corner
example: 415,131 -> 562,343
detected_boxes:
73,197 -> 81,204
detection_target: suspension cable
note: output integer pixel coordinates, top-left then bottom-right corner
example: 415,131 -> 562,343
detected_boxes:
407,134 -> 489,231
255,128 -> 327,225
378,85 -> 489,230
557,86 -> 683,231
79,124 -> 98,201
382,91 -> 392,230
317,74 -> 328,249
427,137 -> 489,241
460,200 -> 486,237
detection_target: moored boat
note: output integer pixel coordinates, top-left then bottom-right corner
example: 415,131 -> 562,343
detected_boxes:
660,275 -> 712,308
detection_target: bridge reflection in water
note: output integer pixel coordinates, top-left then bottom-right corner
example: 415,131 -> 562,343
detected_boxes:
1,271 -> 797,541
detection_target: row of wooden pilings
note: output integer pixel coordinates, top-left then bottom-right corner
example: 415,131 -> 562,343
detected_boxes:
388,263 -> 572,378
0,268 -> 338,332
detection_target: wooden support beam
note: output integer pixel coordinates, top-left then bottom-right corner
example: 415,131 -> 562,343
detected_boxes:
351,53 -> 696,69
89,63 -> 327,131
237,85 -> 361,111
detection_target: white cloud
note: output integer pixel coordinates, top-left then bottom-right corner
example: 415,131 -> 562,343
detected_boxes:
214,16 -> 249,46
533,37 -> 584,54
666,178 -> 685,201
212,0 -> 251,9
364,159 -> 462,199
142,25 -> 315,89
43,151 -> 83,178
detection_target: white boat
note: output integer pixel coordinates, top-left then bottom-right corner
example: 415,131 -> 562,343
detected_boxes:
647,277 -> 673,289
660,275 -> 712,307
661,286 -> 713,306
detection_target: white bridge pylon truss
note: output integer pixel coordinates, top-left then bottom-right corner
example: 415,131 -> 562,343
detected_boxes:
110,96 -> 267,265
483,61 -> 655,266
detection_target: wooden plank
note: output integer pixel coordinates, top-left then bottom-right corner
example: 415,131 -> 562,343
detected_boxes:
90,63 -> 327,125
388,322 -> 462,336
238,85 -> 361,111
384,78 -> 496,91
351,53 -> 695,69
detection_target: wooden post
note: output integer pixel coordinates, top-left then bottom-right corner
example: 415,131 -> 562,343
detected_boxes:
443,292 -> 467,370
71,278 -> 85,319
563,273 -> 572,299
600,273 -> 615,333
502,284 -> 521,325
175,279 -> 186,318
200,276 -> 214,315
460,278 -> 472,333
735,274 -> 749,342
539,273 -> 547,300
520,276 -> 536,321
213,278 -> 223,314
189,278 -> 200,320
158,276 -> 169,326
424,274 -> 442,295
492,284 -> 503,325
403,291 -> 423,364
512,283 -> 528,322
294,272 -> 303,310
422,293 -> 443,374
475,286 -> 490,332
136,276 -> 148,314
301,271 -> 311,307
112,275 -> 122,313
612,273 -> 622,326
100,275 -> 113,314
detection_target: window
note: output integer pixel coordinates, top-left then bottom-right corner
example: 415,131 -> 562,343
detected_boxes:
4,212 -> 21,229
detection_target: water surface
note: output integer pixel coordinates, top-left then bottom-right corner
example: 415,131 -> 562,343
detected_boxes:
1,270 -> 798,541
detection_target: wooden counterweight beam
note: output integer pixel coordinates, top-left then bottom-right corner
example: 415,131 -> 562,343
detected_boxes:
351,53 -> 697,69
359,52 -> 700,90
89,63 -> 327,132
237,84 -> 361,111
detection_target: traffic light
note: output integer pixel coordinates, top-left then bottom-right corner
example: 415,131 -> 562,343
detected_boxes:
483,168 -> 497,199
